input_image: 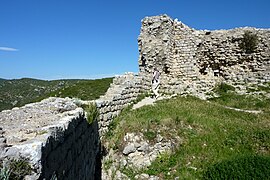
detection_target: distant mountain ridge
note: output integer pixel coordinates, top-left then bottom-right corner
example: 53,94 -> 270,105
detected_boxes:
0,77 -> 113,111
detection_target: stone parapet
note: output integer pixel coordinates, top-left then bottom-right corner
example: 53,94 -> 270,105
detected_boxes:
0,98 -> 100,179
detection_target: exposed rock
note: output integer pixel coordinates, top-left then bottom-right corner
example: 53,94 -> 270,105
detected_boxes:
0,97 -> 78,147
115,170 -> 129,180
137,141 -> 149,152
102,132 -> 181,179
135,174 -> 160,180
135,173 -> 149,179
0,137 -> 6,144
123,143 -> 136,155
3,147 -> 20,158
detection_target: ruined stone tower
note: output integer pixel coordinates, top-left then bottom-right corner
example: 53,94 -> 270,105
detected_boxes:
138,14 -> 270,97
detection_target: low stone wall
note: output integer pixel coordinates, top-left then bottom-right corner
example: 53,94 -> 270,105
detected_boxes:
39,109 -> 100,180
0,73 -> 144,179
96,73 -> 143,136
0,98 -> 100,180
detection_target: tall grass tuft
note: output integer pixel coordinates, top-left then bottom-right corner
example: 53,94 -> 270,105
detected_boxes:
0,166 -> 10,180
84,102 -> 99,124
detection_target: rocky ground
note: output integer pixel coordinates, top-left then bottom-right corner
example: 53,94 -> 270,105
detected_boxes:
101,95 -> 181,180
102,132 -> 181,180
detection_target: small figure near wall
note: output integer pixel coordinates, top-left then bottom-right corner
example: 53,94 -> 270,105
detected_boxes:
152,67 -> 160,99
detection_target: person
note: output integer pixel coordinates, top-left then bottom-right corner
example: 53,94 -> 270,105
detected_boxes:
152,67 -> 160,98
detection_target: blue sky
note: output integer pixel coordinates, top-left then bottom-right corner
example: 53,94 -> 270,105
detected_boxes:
0,0 -> 269,80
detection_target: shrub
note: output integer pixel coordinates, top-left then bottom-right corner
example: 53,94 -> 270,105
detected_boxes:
213,83 -> 235,95
84,102 -> 99,124
143,119 -> 157,141
0,166 -> 10,180
0,157 -> 33,180
239,31 -> 258,54
203,155 -> 270,179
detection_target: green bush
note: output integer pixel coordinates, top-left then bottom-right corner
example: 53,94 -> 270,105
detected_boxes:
84,102 -> 99,124
203,155 -> 270,179
0,158 -> 33,180
0,166 -> 10,180
143,130 -> 156,141
239,31 -> 258,54
213,83 -> 235,95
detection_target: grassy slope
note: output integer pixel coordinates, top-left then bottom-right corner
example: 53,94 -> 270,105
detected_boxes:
105,91 -> 270,179
0,77 -> 112,111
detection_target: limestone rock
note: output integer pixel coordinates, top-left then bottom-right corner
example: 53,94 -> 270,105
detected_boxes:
123,143 -> 136,155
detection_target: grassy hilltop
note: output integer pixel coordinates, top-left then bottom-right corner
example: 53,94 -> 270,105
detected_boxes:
0,77 -> 113,111
104,83 -> 270,179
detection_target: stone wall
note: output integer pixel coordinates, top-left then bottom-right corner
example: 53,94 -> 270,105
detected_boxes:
138,14 -> 270,98
0,73 -> 143,179
96,73 -> 142,136
0,98 -> 100,180
39,109 -> 100,180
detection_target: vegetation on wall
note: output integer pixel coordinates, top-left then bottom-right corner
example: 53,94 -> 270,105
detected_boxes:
84,102 -> 99,124
239,30 -> 258,54
0,157 -> 33,180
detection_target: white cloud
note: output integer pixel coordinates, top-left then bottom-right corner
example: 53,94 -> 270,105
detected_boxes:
0,47 -> 19,52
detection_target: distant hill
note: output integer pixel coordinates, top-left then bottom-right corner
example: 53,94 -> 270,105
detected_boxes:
0,77 -> 113,111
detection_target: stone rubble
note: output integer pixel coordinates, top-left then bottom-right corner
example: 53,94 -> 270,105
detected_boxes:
102,132 -> 181,180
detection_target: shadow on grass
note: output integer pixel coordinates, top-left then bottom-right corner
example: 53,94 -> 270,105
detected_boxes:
203,155 -> 270,179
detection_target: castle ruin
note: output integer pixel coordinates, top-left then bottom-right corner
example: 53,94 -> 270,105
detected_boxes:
138,15 -> 270,98
0,14 -> 269,179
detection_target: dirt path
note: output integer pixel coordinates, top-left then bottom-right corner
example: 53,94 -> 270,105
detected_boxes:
206,101 -> 262,114
132,95 -> 262,114
132,94 -> 177,110
222,105 -> 262,114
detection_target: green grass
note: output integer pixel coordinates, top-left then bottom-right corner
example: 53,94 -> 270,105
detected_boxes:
203,155 -> 270,179
104,94 -> 270,179
209,83 -> 270,113
210,92 -> 270,112
84,102 -> 99,124
0,157 -> 33,180
0,77 -> 112,111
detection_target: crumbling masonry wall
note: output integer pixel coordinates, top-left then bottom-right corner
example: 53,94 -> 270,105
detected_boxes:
138,15 -> 270,97
0,99 -> 101,180
0,73 -> 143,179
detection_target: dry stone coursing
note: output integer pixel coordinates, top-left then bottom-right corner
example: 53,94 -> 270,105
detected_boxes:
0,73 -> 143,179
0,97 -> 101,179
96,72 -> 143,136
138,14 -> 270,98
